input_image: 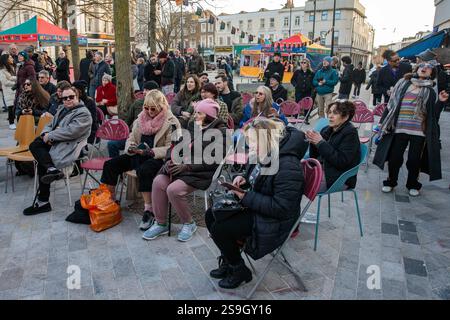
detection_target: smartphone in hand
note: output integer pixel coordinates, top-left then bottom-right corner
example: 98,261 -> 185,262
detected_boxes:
219,181 -> 245,193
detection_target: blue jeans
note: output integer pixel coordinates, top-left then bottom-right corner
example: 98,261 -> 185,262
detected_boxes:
89,84 -> 97,99
107,139 -> 126,158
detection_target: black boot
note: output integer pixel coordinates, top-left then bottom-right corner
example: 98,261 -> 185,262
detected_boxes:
210,255 -> 230,279
218,260 -> 252,289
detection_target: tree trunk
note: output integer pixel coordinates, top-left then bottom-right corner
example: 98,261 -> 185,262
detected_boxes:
68,0 -> 80,80
149,0 -> 157,53
113,0 -> 133,120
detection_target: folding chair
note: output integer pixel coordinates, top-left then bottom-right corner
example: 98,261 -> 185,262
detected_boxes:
80,119 -> 130,198
353,100 -> 368,110
245,158 -> 324,299
297,97 -> 314,131
61,139 -> 88,207
279,100 -> 303,127
313,144 -> 368,251
352,108 -> 374,171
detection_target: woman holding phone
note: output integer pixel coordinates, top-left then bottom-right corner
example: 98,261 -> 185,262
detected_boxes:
15,77 -> 50,124
100,90 -> 181,231
205,118 -> 308,289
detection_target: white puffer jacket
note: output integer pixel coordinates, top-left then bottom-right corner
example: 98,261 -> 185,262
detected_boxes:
0,68 -> 17,107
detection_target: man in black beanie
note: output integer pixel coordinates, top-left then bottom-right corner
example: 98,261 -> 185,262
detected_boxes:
264,52 -> 285,87
106,81 -> 160,158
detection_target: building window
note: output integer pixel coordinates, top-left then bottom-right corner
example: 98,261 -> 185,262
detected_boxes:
260,18 -> 265,28
295,16 -> 300,26
87,18 -> 93,32
308,32 -> 314,40
227,36 -> 231,45
239,20 -> 243,29
201,23 -> 206,32
270,18 -> 275,28
103,22 -> 107,33
321,11 -> 328,21
208,36 -> 213,47
269,34 -> 274,41
227,22 -> 231,30
309,12 -> 314,21
23,13 -> 30,21
320,31 -> 327,45
248,19 -> 252,30
283,33 -> 288,39
284,17 -> 289,27
333,30 -> 339,45
219,37 -> 223,45
335,10 -> 341,20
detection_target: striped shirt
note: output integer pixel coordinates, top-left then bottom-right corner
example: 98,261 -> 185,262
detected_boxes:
395,91 -> 425,137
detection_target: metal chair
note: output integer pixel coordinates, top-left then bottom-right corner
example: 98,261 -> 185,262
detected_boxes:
352,108 -> 374,171
80,119 -> 130,196
297,97 -> 314,130
279,100 -> 303,126
353,100 -> 368,110
313,144 -> 368,251
245,158 -> 324,299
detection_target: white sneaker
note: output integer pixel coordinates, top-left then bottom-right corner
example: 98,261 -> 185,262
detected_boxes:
409,189 -> 420,197
9,124 -> 16,130
382,186 -> 393,193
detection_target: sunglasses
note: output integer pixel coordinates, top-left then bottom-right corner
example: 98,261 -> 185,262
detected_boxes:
418,63 -> 433,69
38,76 -> 47,79
300,61 -> 308,65
24,82 -> 31,87
254,92 -> 264,96
144,106 -> 158,112
62,95 -> 76,101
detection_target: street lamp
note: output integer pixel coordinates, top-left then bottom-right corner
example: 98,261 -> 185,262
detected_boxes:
330,0 -> 337,56
312,0 -> 317,39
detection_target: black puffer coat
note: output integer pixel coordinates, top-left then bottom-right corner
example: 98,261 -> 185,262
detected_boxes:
309,121 -> 361,189
242,127 -> 308,260
339,64 -> 354,95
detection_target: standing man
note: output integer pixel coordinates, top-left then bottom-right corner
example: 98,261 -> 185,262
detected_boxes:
173,50 -> 186,93
79,50 -> 93,85
26,46 -> 43,74
38,70 -> 57,96
55,51 -> 70,82
352,62 -> 366,98
264,52 -> 285,87
188,49 -> 205,75
158,51 -> 175,95
8,44 -> 19,64
89,52 -> 111,98
312,56 -> 339,118
338,56 -> 353,100
144,54 -> 161,86
377,49 -> 412,102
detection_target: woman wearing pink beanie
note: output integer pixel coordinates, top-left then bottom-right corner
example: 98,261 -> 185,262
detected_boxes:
145,98 -> 227,242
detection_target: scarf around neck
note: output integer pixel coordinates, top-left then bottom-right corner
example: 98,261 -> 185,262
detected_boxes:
378,77 -> 434,138
138,109 -> 166,135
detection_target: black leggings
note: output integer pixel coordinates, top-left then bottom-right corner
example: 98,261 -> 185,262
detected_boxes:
384,133 -> 426,190
101,154 -> 163,192
7,105 -> 15,125
353,83 -> 362,96
205,208 -> 253,265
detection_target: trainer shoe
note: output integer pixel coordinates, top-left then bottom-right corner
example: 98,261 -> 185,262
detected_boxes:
23,202 -> 52,216
177,221 -> 197,242
142,223 -> 168,240
139,211 -> 155,231
409,189 -> 420,197
9,124 -> 16,130
40,168 -> 64,184
382,186 -> 393,193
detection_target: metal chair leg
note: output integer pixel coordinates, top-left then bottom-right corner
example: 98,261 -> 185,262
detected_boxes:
352,190 -> 364,237
328,194 -> 331,218
244,253 -> 257,275
246,252 -> 279,300
33,161 -> 38,196
4,159 -> 8,193
9,160 -> 15,192
168,203 -> 172,237
65,174 -> 72,207
314,195 -> 322,251
278,251 -> 307,292
81,169 -> 89,195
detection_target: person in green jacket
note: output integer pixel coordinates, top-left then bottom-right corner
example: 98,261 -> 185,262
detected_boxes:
313,56 -> 339,118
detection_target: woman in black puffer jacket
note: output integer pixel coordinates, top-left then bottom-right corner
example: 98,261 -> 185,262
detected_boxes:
206,118 -> 308,289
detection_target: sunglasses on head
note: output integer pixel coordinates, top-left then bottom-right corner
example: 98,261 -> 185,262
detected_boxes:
418,63 -> 433,69
62,95 -> 75,101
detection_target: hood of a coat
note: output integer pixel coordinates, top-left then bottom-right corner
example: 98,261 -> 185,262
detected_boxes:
279,126 -> 308,159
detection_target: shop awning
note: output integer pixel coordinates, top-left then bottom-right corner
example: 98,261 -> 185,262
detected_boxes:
0,16 -> 87,45
397,29 -> 448,60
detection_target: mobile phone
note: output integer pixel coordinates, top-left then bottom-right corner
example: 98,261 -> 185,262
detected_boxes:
219,181 -> 245,193
137,143 -> 149,150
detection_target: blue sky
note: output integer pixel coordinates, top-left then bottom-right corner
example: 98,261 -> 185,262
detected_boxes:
202,0 -> 436,46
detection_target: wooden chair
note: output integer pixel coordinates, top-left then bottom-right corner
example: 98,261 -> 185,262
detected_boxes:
35,114 -> 53,138
0,115 -> 35,157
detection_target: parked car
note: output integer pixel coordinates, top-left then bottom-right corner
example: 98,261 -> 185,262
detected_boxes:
206,62 -> 217,71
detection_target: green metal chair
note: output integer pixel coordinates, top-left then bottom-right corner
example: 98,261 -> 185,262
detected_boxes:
313,144 -> 368,251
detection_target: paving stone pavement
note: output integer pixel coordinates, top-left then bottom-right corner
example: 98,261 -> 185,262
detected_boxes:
0,87 -> 449,300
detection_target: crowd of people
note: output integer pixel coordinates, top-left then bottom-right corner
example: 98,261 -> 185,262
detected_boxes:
0,42 -> 449,290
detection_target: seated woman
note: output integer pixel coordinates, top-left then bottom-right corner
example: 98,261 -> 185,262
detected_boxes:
206,118 -> 308,289
170,74 -> 201,128
144,99 -> 227,242
100,90 -> 181,231
306,100 -> 361,192
16,78 -> 50,124
239,85 -> 288,127
194,82 -> 229,124
95,74 -> 117,116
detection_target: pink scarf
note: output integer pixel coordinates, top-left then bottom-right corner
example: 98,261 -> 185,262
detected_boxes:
138,109 -> 166,135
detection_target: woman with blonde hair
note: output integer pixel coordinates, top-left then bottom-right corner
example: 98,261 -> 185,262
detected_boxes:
205,118 -> 308,289
101,89 -> 181,230
239,85 -> 288,127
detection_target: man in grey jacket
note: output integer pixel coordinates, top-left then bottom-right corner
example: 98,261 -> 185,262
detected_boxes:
89,52 -> 111,98
24,87 -> 92,215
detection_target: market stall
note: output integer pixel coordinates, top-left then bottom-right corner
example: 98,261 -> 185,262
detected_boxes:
240,45 -> 264,78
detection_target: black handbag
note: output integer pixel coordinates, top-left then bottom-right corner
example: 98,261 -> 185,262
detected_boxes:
209,189 -> 245,222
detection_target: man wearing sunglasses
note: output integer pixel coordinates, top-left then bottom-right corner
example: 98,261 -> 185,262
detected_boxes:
24,87 -> 92,215
38,70 -> 57,96
377,49 -> 412,103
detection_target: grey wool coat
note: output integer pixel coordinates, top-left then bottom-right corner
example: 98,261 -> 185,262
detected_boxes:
42,103 -> 92,169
